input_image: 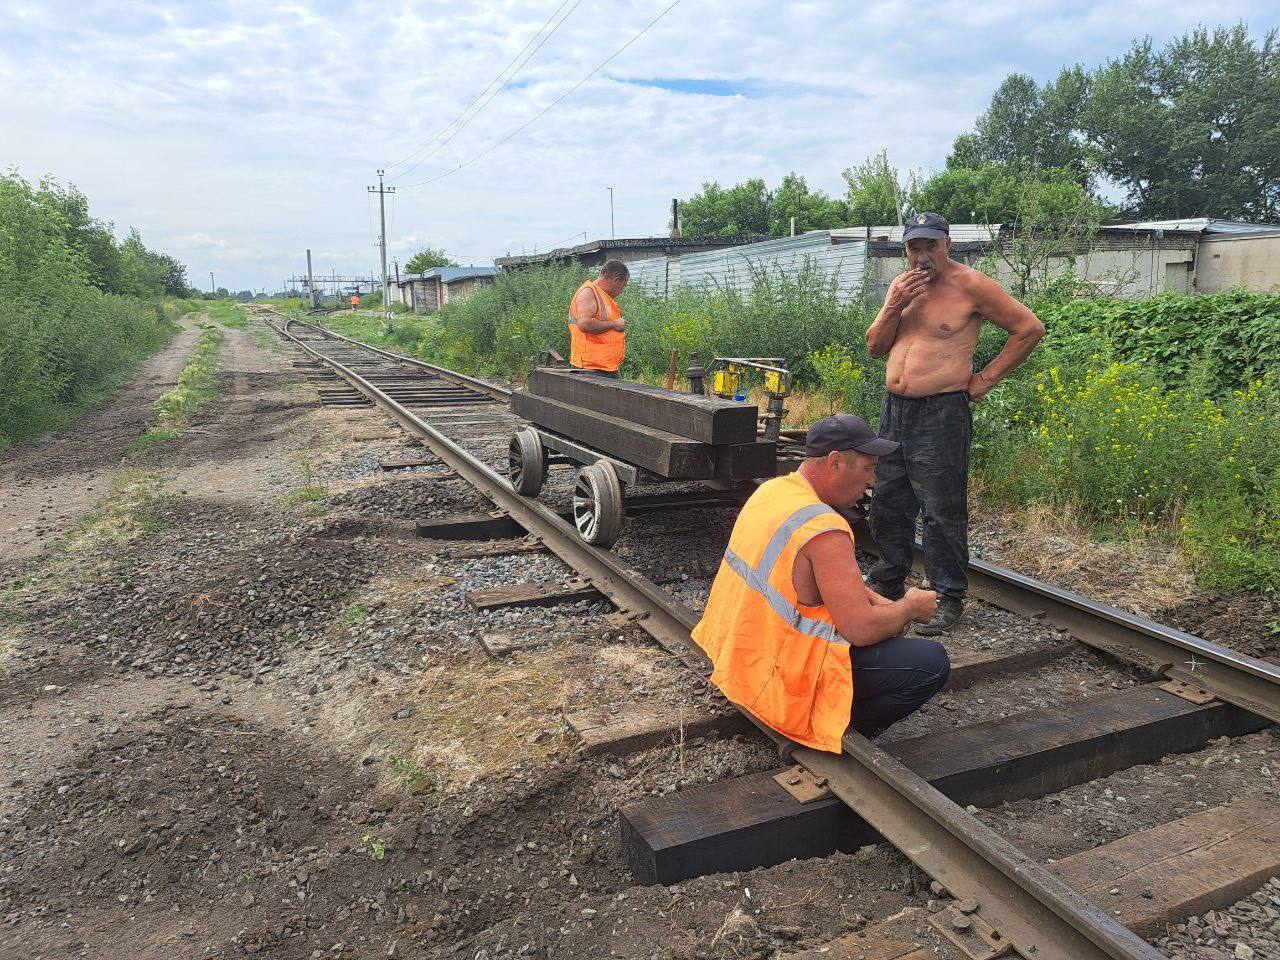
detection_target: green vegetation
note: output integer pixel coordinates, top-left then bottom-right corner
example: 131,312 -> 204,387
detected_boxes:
340,605 -> 368,626
205,301 -> 249,328
126,324 -> 223,456
404,247 -> 459,274
0,172 -> 200,448
282,485 -> 327,506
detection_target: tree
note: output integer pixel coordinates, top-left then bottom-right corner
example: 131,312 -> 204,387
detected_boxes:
404,247 -> 459,274
946,70 -> 1091,186
1080,24 -> 1280,220
912,165 -> 1093,225
768,172 -> 849,234
679,179 -> 772,237
841,151 -> 905,227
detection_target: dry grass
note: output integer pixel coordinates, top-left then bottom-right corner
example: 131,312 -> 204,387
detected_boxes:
969,496 -> 1198,617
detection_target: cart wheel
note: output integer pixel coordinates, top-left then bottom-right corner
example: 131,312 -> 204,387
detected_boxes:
573,462 -> 624,548
508,428 -> 546,497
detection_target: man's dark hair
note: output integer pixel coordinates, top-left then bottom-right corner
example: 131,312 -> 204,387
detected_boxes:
600,259 -> 630,281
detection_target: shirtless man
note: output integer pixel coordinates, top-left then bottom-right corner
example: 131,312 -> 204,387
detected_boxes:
864,212 -> 1045,634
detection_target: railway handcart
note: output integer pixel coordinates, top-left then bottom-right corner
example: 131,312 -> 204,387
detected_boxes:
507,357 -> 804,548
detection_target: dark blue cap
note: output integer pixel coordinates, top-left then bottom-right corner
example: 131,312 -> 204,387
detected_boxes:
903,211 -> 949,242
805,414 -> 899,458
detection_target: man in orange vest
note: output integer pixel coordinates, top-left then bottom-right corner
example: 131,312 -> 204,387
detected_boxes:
692,414 -> 948,752
350,293 -> 360,312
567,259 -> 629,377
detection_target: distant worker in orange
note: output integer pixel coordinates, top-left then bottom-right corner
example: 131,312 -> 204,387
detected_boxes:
567,259 -> 629,377
692,415 -> 947,751
350,293 -> 360,312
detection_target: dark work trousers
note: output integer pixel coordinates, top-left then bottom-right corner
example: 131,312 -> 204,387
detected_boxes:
572,367 -> 619,379
868,390 -> 972,602
848,635 -> 950,736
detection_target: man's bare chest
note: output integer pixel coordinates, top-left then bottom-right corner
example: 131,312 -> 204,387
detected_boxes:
900,293 -> 982,342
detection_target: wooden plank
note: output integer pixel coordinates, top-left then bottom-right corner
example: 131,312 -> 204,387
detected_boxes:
566,704 -> 756,756
446,539 -> 548,560
467,581 -> 605,611
785,912 -> 932,960
527,367 -> 758,445
944,640 -> 1075,690
511,392 -> 715,479
620,685 -> 1268,884
415,514 -> 526,541
581,644 -> 1074,759
480,631 -> 554,657
379,457 -> 440,470
714,440 -> 778,480
1053,795 -> 1280,936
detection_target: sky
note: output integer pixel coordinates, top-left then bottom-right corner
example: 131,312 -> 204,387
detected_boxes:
2,1 -> 1276,292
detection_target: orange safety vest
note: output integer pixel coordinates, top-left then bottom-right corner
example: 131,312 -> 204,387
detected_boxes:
691,471 -> 854,752
567,280 -> 625,371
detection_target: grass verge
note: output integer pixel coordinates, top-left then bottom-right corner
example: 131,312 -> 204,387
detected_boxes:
205,301 -> 250,328
125,323 -> 224,457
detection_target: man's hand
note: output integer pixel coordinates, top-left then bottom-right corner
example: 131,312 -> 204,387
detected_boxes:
612,318 -> 627,332
903,587 -> 937,623
883,269 -> 931,314
965,371 -> 995,402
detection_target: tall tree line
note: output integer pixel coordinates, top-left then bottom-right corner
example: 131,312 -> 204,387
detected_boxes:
677,23 -> 1280,236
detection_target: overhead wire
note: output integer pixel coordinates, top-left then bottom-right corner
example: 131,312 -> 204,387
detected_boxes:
398,0 -> 684,191
386,0 -> 583,182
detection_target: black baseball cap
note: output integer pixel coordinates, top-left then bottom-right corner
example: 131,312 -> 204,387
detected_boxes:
902,211 -> 949,242
804,414 -> 899,458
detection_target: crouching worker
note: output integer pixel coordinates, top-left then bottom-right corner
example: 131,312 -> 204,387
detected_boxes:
692,414 -> 948,750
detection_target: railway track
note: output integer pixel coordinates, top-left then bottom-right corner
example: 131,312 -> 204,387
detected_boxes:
259,306 -> 1280,960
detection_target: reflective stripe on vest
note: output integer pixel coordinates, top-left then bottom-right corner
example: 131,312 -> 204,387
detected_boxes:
720,503 -> 847,646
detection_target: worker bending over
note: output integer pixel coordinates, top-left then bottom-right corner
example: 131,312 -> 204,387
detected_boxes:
693,415 -> 948,751
567,259 -> 629,377
865,212 -> 1044,634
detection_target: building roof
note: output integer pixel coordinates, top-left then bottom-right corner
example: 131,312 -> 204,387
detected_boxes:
827,224 -> 1003,243
495,235 -> 769,268
1111,217 -> 1280,235
400,266 -> 498,285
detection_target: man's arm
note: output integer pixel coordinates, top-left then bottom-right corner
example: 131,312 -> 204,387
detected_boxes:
865,270 -> 929,358
571,286 -> 624,334
802,531 -> 935,646
963,272 -> 1046,399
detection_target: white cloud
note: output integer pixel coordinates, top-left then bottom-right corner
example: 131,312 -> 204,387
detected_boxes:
2,0 -> 1275,289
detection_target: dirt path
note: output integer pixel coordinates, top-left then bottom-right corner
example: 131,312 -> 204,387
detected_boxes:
0,317 -> 203,564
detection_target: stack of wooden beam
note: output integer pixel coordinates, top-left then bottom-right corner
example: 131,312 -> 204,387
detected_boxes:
511,368 -> 777,480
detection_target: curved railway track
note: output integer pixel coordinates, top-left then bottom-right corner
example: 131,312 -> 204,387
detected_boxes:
259,306 -> 1280,960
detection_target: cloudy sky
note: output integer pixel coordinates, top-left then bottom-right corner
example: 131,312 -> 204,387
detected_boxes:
3,1 -> 1274,292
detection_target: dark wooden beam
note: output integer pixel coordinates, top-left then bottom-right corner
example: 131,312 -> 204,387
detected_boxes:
527,367 -> 758,445
620,685 -> 1269,884
511,392 -> 716,479
415,514 -> 526,541
467,581 -> 605,611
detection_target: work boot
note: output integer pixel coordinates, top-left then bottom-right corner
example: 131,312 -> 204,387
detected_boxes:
915,596 -> 963,635
863,575 -> 905,601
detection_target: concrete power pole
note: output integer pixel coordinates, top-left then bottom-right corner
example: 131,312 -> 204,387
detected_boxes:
306,249 -> 317,308
367,170 -> 396,332
209,272 -> 215,296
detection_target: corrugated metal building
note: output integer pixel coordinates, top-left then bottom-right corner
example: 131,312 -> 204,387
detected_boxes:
626,232 -> 868,303
396,266 -> 498,313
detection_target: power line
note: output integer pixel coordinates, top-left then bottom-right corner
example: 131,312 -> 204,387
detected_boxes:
399,0 -> 683,191
386,0 -> 582,182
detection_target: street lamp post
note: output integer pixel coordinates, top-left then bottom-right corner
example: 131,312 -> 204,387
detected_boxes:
607,186 -> 615,239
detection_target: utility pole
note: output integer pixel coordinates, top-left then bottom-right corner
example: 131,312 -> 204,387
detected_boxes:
670,198 -> 681,238
607,186 -> 615,239
368,170 -> 396,332
306,249 -> 317,308
209,272 -> 215,296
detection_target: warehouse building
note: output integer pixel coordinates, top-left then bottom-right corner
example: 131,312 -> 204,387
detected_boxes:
396,266 -> 499,313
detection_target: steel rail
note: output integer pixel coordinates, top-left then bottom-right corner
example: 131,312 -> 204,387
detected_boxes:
269,314 -> 1167,960
281,316 -> 512,403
